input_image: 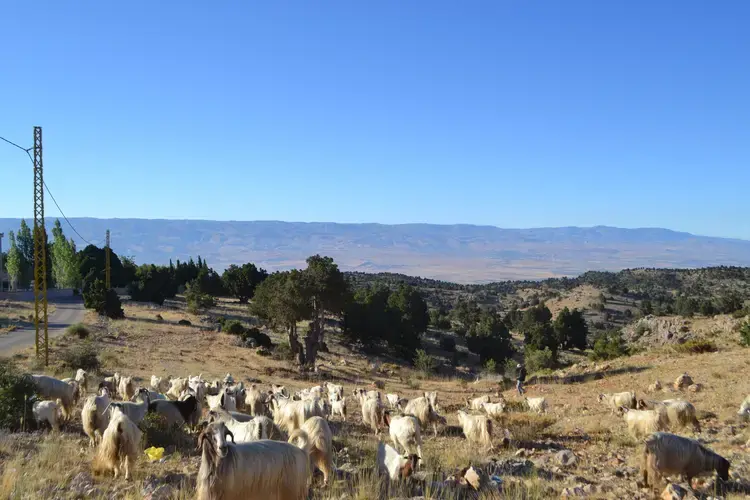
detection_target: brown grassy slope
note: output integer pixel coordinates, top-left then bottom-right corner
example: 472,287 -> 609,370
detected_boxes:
3,301 -> 750,499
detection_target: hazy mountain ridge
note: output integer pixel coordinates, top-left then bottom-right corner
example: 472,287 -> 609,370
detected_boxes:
2,218 -> 749,283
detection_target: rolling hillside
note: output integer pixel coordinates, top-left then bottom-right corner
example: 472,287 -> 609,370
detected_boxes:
2,218 -> 750,283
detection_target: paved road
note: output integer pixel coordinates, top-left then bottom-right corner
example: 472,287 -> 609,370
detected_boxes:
0,297 -> 85,355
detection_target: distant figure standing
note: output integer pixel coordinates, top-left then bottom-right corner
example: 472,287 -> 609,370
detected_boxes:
516,363 -> 526,395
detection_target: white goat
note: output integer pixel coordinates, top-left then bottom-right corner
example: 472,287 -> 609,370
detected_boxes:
150,375 -> 169,393
327,383 -> 344,401
386,393 -> 401,408
196,421 -> 310,500
82,387 -> 111,447
289,416 -> 334,486
188,374 -> 207,403
424,391 -> 438,410
244,384 -> 268,416
273,398 -> 327,434
166,377 -> 188,400
618,407 -> 668,439
468,395 -> 490,411
642,432 -> 730,490
206,408 -> 283,443
598,392 -> 636,414
29,374 -> 76,420
457,410 -> 493,449
60,378 -> 81,405
525,396 -> 548,414
331,397 -> 347,421
377,441 -> 419,481
110,387 -> 150,424
362,397 -> 385,435
403,397 -> 446,437
482,401 -> 506,419
118,375 -> 135,401
384,413 -> 423,461
206,388 -> 238,412
32,400 -> 61,431
92,406 -> 142,480
637,399 -> 701,432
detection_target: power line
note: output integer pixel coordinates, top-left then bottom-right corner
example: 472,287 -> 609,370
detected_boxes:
0,135 -> 31,153
42,180 -> 93,246
1,133 -> 93,246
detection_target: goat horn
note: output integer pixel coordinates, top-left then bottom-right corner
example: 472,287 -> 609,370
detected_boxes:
225,429 -> 235,443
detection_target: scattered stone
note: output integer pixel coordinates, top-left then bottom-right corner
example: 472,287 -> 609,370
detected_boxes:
660,483 -> 695,500
143,485 -> 176,500
178,319 -> 191,326
555,450 -> 578,467
155,314 -> 163,321
560,486 -> 586,497
688,384 -> 703,393
515,449 -> 528,457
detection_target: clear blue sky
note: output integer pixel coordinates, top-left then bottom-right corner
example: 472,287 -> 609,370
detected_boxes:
2,2 -> 748,239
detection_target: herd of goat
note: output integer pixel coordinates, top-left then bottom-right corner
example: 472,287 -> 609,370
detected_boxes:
23,369 -> 750,498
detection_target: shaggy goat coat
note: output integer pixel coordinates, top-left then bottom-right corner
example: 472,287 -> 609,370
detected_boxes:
197,422 -> 309,500
82,389 -> 111,447
457,410 -> 493,448
92,407 -> 142,480
403,397 -> 445,437
386,414 -> 423,460
289,416 -> 333,486
620,408 -> 669,439
642,432 -> 730,488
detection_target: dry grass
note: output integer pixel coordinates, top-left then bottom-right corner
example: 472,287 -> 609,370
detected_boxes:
4,300 -> 750,499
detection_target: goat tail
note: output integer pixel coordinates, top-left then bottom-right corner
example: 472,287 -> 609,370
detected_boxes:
288,429 -> 312,455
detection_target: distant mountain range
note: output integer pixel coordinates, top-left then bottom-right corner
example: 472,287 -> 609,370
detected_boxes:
1,218 -> 749,283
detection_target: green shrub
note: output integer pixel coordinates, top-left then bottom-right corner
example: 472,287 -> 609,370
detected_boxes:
140,412 -> 194,453
524,348 -> 556,372
414,349 -> 437,375
59,342 -> 100,372
0,359 -> 37,431
223,320 -> 245,335
482,358 -> 497,375
83,278 -> 125,319
740,321 -> 750,347
66,323 -> 90,339
185,280 -> 216,314
590,330 -> 629,361
439,336 -> 456,352
673,339 -> 717,354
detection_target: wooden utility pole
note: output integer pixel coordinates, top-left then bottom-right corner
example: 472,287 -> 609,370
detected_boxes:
32,126 -> 49,365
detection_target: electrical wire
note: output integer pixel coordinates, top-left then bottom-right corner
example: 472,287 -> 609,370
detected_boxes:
1,133 -> 93,246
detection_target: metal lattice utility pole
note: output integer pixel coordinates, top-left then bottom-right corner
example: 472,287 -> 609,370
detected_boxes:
32,126 -> 49,365
105,230 -> 111,289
